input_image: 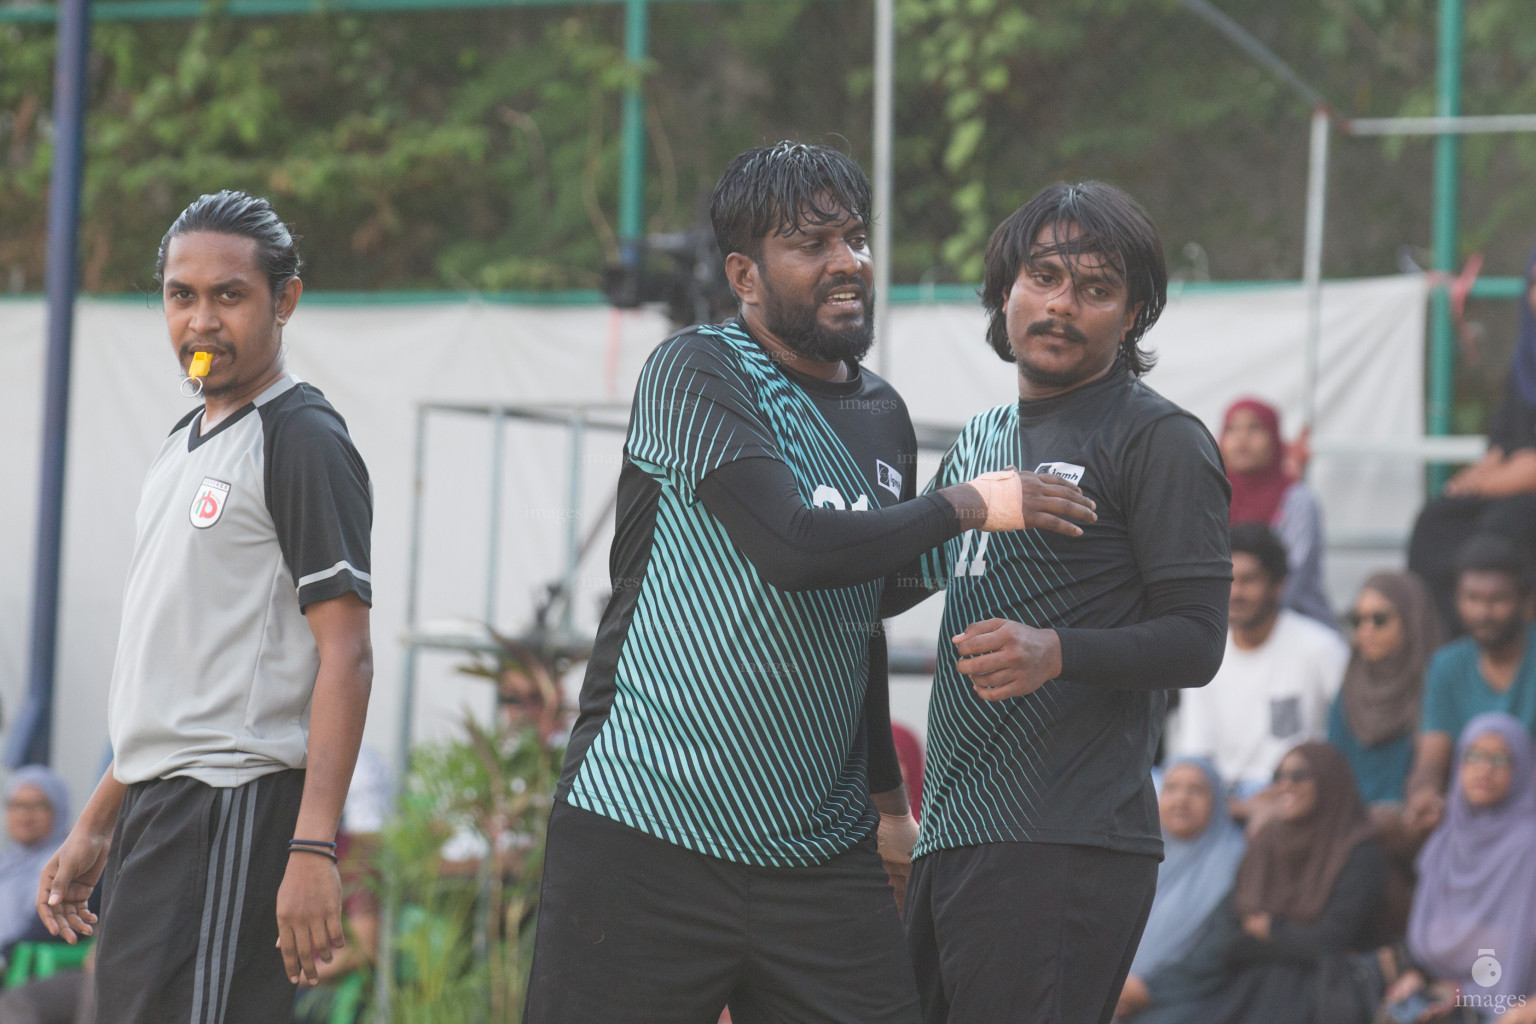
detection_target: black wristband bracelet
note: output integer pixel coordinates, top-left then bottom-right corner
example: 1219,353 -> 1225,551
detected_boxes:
288,838 -> 338,849
288,845 -> 339,863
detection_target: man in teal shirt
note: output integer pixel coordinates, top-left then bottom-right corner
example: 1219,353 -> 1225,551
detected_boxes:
1405,534 -> 1536,837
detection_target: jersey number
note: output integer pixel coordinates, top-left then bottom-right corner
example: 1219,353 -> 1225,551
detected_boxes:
811,484 -> 871,511
954,530 -> 990,577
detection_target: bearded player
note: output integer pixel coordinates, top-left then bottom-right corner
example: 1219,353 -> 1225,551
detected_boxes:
523,143 -> 1097,1023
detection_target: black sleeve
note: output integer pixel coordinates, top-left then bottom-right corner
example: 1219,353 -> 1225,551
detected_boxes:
264,395 -> 373,609
696,457 -> 964,592
1055,576 -> 1228,690
865,624 -> 903,794
1235,842 -> 1386,965
1123,413 -> 1232,586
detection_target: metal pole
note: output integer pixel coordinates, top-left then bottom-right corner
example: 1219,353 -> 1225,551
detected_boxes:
560,412 -> 586,635
396,404 -> 429,784
1427,0 -> 1463,489
618,0 -> 648,269
1347,113 -> 1536,135
11,0 -> 92,769
1300,106 -> 1330,438
871,0 -> 893,379
379,404 -> 429,1021
485,408 -> 506,627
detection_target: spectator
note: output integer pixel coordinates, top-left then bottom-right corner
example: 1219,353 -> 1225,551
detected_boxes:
1119,758 -> 1245,999
0,767 -> 70,958
1409,252 -> 1536,635
1172,524 -> 1348,813
1221,398 -> 1333,627
1376,713 -> 1536,1023
1404,534 -> 1536,839
1117,744 -> 1385,1024
1328,571 -> 1443,806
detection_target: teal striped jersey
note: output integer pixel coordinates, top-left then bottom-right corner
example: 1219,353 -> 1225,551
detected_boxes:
912,366 -> 1230,860
558,321 -> 918,867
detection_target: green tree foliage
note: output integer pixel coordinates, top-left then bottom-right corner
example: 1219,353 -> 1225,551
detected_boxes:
896,0 -> 1536,284
2,0 -> 1535,293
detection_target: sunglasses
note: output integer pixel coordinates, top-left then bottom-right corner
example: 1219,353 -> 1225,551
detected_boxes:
1463,751 -> 1514,771
1272,767 -> 1314,786
1346,610 -> 1396,629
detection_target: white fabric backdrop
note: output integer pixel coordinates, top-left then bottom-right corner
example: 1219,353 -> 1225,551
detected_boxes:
0,275 -> 1425,800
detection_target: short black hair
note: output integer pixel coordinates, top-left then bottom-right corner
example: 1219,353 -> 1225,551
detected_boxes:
1230,522 -> 1289,584
155,190 -> 302,298
709,142 -> 872,268
980,181 -> 1167,374
1455,533 -> 1533,594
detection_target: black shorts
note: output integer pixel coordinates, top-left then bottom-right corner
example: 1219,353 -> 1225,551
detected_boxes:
906,841 -> 1159,1024
523,801 -> 921,1024
94,770 -> 305,1024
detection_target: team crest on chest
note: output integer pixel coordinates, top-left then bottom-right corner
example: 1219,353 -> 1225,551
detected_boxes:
189,477 -> 231,528
1034,461 -> 1086,485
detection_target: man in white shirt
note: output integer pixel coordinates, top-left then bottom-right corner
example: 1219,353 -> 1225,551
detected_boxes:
1173,523 -> 1347,816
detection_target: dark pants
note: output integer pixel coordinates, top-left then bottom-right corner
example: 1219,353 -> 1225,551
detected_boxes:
906,841 -> 1159,1024
523,802 -> 921,1024
94,771 -> 304,1024
1408,493 -> 1536,634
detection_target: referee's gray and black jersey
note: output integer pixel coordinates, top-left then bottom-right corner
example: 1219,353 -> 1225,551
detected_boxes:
913,365 -> 1230,861
558,322 -> 919,867
108,374 -> 372,789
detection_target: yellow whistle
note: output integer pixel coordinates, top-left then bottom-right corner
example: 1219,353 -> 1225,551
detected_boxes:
189,351 -> 212,378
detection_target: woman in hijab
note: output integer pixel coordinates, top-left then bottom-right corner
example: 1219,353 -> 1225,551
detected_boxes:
1328,572 -> 1443,806
0,766 -> 71,957
1118,743 -> 1384,1024
1409,251 -> 1536,634
1116,759 -> 1246,1014
1221,398 -> 1333,627
1327,572 -> 1443,940
1376,713 -> 1536,1023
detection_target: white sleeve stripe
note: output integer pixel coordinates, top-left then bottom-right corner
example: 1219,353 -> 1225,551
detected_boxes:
297,560 -> 372,588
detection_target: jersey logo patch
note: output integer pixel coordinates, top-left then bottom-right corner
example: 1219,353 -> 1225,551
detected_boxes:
189,477 -> 231,529
1034,461 -> 1086,485
875,459 -> 903,499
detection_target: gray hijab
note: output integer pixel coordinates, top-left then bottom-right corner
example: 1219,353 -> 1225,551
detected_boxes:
1131,759 -> 1247,977
0,766 -> 71,948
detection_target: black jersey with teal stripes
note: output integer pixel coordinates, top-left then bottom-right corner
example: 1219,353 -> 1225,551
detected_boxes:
913,364 -> 1230,860
558,320 -> 921,867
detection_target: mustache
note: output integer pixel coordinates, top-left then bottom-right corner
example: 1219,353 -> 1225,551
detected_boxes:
1025,319 -> 1087,344
816,277 -> 868,305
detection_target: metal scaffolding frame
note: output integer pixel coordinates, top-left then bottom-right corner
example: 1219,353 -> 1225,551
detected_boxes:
1294,107 -> 1536,454
394,398 -> 968,787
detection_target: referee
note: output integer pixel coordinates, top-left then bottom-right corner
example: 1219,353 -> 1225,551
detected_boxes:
522,143 -> 1096,1023
37,191 -> 374,1022
884,182 -> 1231,1024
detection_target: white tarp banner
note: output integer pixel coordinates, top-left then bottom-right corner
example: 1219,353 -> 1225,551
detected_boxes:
0,274 -> 1425,798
